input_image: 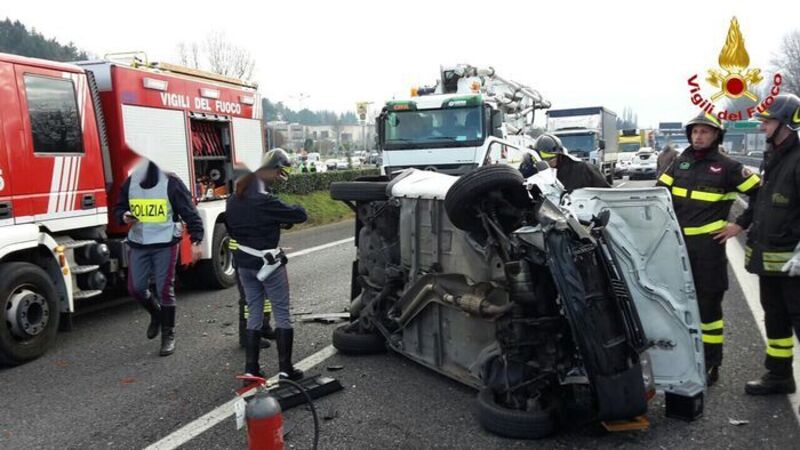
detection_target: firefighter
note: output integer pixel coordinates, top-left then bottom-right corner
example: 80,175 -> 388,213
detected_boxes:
519,151 -> 537,178
532,133 -> 611,191
115,159 -> 204,356
226,149 -> 308,380
657,112 -> 761,386
732,94 -> 800,396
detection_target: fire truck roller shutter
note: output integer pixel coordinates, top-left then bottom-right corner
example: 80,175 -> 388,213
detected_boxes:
232,118 -> 266,172
122,105 -> 191,188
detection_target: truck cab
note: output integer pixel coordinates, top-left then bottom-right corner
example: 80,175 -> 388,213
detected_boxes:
546,107 -> 618,183
378,64 -> 550,177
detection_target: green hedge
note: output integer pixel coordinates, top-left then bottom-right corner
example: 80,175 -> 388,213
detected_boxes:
272,168 -> 380,195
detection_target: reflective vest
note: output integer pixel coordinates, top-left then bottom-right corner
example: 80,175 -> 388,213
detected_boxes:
127,167 -> 180,245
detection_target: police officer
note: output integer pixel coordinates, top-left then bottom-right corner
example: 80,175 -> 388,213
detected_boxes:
230,237 -> 274,349
226,149 -> 308,380
115,159 -> 204,356
532,133 -> 610,191
730,94 -> 800,396
657,112 -> 761,385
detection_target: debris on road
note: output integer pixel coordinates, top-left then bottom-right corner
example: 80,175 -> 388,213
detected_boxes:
299,313 -> 349,324
327,365 -> 344,372
729,418 -> 750,426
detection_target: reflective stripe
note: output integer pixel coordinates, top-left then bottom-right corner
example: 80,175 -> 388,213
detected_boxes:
539,151 -> 557,159
763,252 -> 794,263
764,262 -> 787,272
703,334 -> 724,344
229,238 -> 239,250
659,173 -> 674,186
767,346 -> 794,358
737,174 -> 761,192
263,300 -> 272,313
701,320 -> 724,331
745,246 -> 752,256
672,187 -> 688,197
768,337 -> 795,348
688,190 -> 737,202
683,220 -> 727,236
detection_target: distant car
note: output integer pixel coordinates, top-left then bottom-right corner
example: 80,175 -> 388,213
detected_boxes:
325,159 -> 339,171
746,151 -> 764,158
628,148 -> 657,180
336,160 -> 349,170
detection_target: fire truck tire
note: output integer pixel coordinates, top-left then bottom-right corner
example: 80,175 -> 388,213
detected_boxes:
0,262 -> 60,366
197,223 -> 237,289
330,182 -> 389,202
476,388 -> 557,439
332,324 -> 386,355
445,165 -> 529,233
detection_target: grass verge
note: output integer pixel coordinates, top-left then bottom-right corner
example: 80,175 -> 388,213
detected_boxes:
277,191 -> 353,230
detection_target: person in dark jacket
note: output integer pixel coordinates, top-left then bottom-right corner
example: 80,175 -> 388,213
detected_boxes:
657,144 -> 679,176
519,151 -> 538,178
532,133 -> 611,191
657,112 -> 760,386
719,94 -> 800,396
114,159 -> 204,356
226,149 -> 308,380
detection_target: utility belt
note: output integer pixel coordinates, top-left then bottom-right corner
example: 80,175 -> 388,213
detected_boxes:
236,244 -> 287,281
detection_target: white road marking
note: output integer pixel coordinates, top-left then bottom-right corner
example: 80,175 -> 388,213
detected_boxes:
285,237 -> 354,259
145,237 -> 353,449
145,345 -> 339,450
728,238 -> 800,425
616,182 -> 627,187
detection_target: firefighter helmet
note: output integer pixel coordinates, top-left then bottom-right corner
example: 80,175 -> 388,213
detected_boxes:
685,111 -> 726,144
532,133 -> 565,159
260,148 -> 292,170
753,94 -> 800,131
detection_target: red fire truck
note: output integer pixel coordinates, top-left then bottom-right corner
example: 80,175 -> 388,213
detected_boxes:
0,52 -> 265,365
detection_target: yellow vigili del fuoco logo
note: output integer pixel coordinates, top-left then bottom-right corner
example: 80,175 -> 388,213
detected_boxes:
687,17 -> 783,121
130,199 -> 169,223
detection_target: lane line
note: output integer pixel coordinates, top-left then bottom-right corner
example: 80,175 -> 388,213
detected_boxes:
144,237 -> 353,449
616,182 -> 628,187
285,237 -> 354,259
144,346 -> 338,450
728,237 -> 800,425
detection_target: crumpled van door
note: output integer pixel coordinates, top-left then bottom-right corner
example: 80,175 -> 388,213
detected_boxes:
568,187 -> 705,395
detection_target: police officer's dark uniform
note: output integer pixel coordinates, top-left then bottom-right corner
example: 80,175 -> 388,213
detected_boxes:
226,149 -> 308,380
742,94 -> 800,396
657,112 -> 760,385
532,133 -> 610,191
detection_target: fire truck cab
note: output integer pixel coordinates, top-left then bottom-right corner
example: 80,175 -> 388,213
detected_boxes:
0,52 -> 265,365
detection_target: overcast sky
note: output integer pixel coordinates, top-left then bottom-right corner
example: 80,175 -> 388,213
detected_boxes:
3,1 -> 798,127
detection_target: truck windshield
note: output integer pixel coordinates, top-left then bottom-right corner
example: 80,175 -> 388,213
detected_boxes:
559,134 -> 594,158
382,106 -> 484,150
620,143 -> 641,153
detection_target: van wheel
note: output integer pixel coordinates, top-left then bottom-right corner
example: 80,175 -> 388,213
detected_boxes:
476,388 -> 557,439
332,323 -> 386,355
445,165 -> 529,233
330,182 -> 389,202
197,223 -> 236,289
0,262 -> 60,366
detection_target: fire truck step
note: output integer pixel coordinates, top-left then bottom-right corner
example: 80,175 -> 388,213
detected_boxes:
58,239 -> 97,250
268,375 -> 344,412
70,264 -> 100,275
73,290 -> 103,300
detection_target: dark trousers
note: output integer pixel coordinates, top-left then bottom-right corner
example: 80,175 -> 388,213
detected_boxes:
760,276 -> 800,376
697,290 -> 724,367
127,245 -> 179,306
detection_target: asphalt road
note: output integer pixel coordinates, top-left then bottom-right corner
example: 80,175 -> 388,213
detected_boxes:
2,178 -> 799,449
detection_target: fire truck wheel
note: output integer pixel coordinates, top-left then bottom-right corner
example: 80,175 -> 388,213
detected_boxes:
332,323 -> 386,355
476,388 -> 557,439
197,223 -> 237,289
0,262 -> 60,366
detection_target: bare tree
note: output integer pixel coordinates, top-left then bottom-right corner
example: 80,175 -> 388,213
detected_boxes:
772,29 -> 800,95
204,31 -> 255,81
173,32 -> 255,82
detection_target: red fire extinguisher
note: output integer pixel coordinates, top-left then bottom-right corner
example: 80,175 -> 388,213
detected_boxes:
237,375 -> 284,450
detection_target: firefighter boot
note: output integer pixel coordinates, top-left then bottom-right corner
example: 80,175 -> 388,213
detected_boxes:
159,305 -> 176,357
244,329 -> 266,381
140,296 -> 161,340
706,365 -> 720,387
745,372 -> 796,395
276,328 -> 303,381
